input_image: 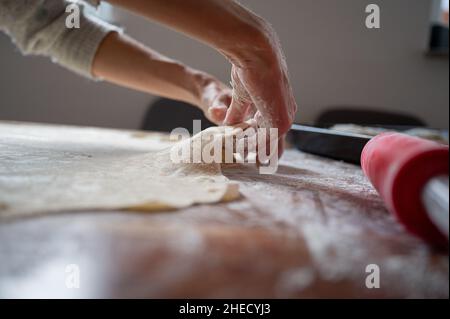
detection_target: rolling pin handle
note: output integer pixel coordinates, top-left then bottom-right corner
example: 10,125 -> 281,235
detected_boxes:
422,175 -> 449,239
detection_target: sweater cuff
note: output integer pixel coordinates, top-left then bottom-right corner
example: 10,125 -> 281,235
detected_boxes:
52,13 -> 122,79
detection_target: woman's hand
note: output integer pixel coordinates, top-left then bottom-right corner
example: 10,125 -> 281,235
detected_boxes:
224,25 -> 298,156
226,55 -> 297,135
193,74 -> 232,125
193,24 -> 297,157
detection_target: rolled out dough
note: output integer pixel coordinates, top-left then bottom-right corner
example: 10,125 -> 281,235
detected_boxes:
0,122 -> 240,219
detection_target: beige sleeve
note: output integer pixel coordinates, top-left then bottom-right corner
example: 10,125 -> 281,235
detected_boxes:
0,0 -> 121,78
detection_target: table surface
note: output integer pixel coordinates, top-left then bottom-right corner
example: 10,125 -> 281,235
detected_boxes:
0,122 -> 448,298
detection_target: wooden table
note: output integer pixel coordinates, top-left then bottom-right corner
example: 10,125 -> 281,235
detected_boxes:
0,123 -> 448,298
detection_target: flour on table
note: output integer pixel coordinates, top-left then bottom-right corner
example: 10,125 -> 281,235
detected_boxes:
0,122 -> 239,219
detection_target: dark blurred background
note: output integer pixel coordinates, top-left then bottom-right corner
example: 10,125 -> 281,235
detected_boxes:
0,0 -> 448,130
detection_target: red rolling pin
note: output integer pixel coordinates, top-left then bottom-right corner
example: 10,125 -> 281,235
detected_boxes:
361,132 -> 449,248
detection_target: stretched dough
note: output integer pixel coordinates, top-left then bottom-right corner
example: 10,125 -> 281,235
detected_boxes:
0,122 -> 239,219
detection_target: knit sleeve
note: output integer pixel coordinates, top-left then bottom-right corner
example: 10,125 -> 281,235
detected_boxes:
0,0 -> 121,79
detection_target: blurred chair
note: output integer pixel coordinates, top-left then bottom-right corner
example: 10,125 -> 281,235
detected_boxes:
142,98 -> 214,134
315,108 -> 426,128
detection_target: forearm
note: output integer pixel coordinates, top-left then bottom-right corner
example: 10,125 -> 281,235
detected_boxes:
106,0 -> 275,66
92,32 -> 212,106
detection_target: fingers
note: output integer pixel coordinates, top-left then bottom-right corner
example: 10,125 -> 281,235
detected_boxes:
205,87 -> 232,125
208,104 -> 228,124
253,111 -> 270,129
243,103 -> 257,121
224,68 -> 254,125
224,98 -> 251,125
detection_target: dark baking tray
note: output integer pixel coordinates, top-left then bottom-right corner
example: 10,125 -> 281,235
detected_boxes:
289,124 -> 372,165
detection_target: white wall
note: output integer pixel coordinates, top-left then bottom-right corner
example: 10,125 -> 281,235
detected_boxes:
0,0 -> 448,129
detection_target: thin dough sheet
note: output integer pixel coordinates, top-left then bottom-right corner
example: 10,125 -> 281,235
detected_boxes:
0,122 -> 239,219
